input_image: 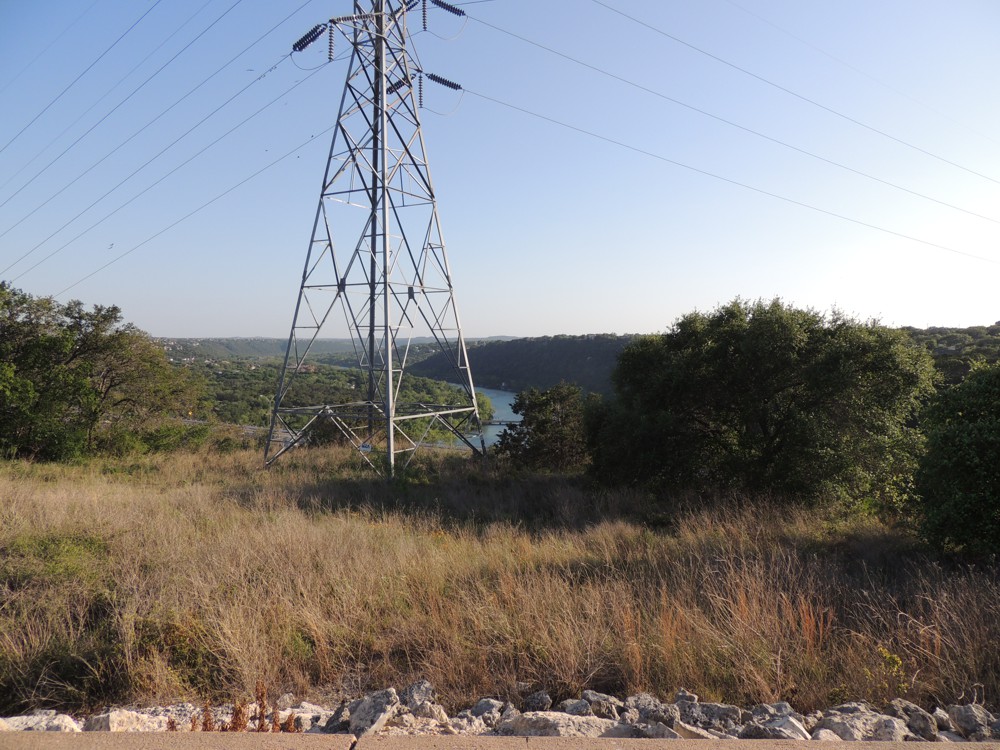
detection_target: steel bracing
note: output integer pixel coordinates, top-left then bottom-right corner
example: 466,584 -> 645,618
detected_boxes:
265,0 -> 484,474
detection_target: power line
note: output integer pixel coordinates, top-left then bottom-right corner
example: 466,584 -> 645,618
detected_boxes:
461,87 -> 998,265
54,125 -> 336,299
0,0 -> 245,213
2,54 -> 289,273
720,0 -> 1000,150
0,0 -> 165,157
467,13 -> 1000,227
8,64 -> 326,282
0,0 -> 101,97
587,0 -> 1000,188
0,0 -> 218,194
0,0 -> 316,242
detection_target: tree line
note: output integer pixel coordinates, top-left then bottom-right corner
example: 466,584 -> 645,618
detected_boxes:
0,284 -> 490,459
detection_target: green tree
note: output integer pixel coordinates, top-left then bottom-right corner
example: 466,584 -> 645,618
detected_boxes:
0,283 -> 200,459
495,381 -> 590,471
916,363 -> 1000,554
589,299 -> 937,506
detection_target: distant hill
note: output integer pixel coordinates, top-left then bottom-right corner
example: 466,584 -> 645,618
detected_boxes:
158,338 -> 352,360
157,336 -> 514,362
409,334 -> 635,396
156,324 -> 1000,399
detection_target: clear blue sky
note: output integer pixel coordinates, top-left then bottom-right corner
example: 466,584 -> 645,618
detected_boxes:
1,0 -> 998,338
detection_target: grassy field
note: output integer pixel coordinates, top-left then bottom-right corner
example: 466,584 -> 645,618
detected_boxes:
1,446 -> 998,715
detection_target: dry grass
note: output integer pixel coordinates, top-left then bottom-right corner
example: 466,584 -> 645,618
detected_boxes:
1,447 -> 998,715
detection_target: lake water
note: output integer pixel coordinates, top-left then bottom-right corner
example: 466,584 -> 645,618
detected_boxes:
476,386 -> 518,446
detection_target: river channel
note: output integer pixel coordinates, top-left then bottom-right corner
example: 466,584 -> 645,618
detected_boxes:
476,386 -> 518,446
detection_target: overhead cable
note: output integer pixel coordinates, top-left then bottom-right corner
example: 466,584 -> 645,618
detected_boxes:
0,0 -> 218,194
721,0 -> 1000,150
7,64 -> 325,281
462,87 -> 998,265
467,14 -> 1000,226
0,0 -> 165,157
0,0 -> 246,212
588,0 -> 1000,187
54,125 -> 336,298
1,0 -> 315,240
0,0 -> 101,97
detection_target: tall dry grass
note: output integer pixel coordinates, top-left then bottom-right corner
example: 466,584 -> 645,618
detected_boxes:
1,447 -> 997,715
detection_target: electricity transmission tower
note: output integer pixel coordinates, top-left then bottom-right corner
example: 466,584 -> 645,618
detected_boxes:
265,0 -> 485,475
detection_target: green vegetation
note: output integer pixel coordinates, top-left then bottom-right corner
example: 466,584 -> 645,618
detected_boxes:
0,282 -> 200,460
586,299 -> 937,509
916,362 -> 1000,554
495,381 -> 592,471
905,323 -> 1000,384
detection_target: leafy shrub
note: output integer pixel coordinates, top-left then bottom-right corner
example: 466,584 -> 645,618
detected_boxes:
495,381 -> 591,471
916,363 -> 1000,554
589,299 -> 937,507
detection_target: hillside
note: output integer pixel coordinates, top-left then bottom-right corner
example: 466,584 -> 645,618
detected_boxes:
155,324 -> 999,402
409,334 -> 634,396
158,336 -> 515,364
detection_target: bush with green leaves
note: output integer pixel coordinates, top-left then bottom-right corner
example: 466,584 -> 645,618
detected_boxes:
916,363 -> 1000,554
495,381 -> 591,471
0,283 -> 201,460
589,298 -> 938,507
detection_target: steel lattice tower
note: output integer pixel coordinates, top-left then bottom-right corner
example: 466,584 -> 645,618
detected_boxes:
265,0 -> 484,474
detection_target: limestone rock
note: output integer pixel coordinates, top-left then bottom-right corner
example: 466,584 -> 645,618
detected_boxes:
582,690 -> 624,708
816,711 -> 912,742
811,728 -> 843,741
947,704 -> 995,740
448,715 -> 489,735
740,715 -> 810,741
582,690 -> 623,720
676,688 -> 699,703
400,679 -> 435,710
275,693 -> 297,711
643,721 -> 681,739
0,719 -> 12,732
322,702 -> 352,733
146,703 -> 198,731
885,698 -> 938,740
470,698 -> 505,728
471,698 -> 503,717
673,720 -> 716,739
681,700 -> 742,731
84,710 -> 168,732
934,707 -> 956,732
287,702 -> 335,733
625,693 -> 680,726
556,698 -> 593,716
523,691 -> 552,712
349,688 -> 400,736
411,701 -> 449,723
5,712 -> 82,732
497,711 -> 639,738
752,701 -> 797,721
